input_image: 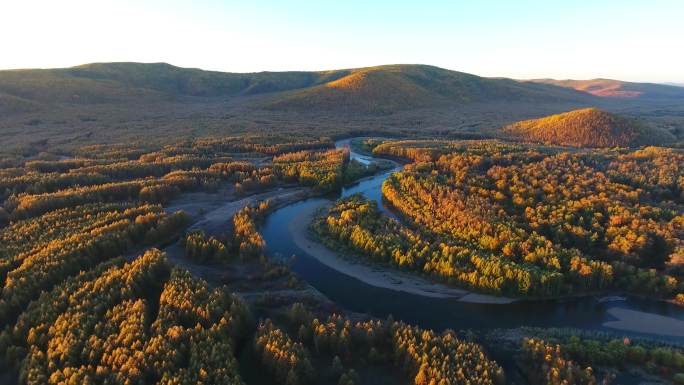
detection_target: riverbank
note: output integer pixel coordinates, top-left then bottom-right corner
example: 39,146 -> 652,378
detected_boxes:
122,184 -> 317,284
288,200 -> 515,303
166,185 -> 310,236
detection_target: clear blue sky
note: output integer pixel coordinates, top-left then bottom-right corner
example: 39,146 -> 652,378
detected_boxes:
3,0 -> 683,82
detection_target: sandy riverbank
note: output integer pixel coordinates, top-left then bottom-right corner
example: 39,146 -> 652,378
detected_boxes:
288,201 -> 515,304
603,307 -> 684,337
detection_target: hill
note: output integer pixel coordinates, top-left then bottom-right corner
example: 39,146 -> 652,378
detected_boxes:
0,62 -> 350,112
265,65 -> 593,113
502,108 -> 675,147
528,78 -> 684,99
67,62 -> 350,97
0,63 -> 591,115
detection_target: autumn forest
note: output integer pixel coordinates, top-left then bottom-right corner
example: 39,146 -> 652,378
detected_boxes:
0,124 -> 681,385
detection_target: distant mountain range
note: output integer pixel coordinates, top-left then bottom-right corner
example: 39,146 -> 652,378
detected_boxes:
527,78 -> 684,99
2,62 -> 683,116
0,63 -> 589,115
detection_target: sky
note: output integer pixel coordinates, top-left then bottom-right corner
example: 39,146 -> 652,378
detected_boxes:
2,0 -> 683,82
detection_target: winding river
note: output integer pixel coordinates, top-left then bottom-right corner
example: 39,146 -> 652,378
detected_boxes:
260,138 -> 684,342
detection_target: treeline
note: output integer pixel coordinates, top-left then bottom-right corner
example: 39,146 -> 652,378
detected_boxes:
233,167 -> 277,195
259,304 -> 505,385
0,202 -> 140,263
520,338 -> 601,385
254,319 -> 315,385
561,335 -> 684,376
273,149 -> 349,191
232,201 -> 270,259
0,136 -> 382,229
24,157 -> 112,173
0,203 -> 189,324
518,331 -> 684,385
183,230 -> 230,263
66,154 -> 220,179
373,140 -> 455,162
373,139 -> 546,163
372,140 -> 535,163
272,148 -> 381,192
2,161 -> 272,221
312,194 -> 568,297
0,171 -> 111,200
349,137 -> 385,155
0,134 -> 337,227
182,200 -> 274,263
0,249 -> 251,384
4,178 -> 181,219
343,158 -> 383,184
70,135 -> 332,159
1,154 -> 235,201
191,135 -> 333,156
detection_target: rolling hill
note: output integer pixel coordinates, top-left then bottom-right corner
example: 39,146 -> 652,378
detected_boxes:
0,62 -> 349,110
528,78 -> 684,99
502,107 -> 676,147
0,63 -> 593,115
67,62 -> 351,97
264,65 -> 594,113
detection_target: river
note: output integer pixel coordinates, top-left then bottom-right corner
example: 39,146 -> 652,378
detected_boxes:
260,138 -> 684,342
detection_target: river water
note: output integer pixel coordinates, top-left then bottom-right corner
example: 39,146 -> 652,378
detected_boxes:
260,138 -> 684,342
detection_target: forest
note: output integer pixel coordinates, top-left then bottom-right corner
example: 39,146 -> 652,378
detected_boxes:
253,304 -> 505,385
503,327 -> 684,384
0,133 -> 682,385
0,134 -> 373,384
0,133 -> 507,385
311,140 -> 684,302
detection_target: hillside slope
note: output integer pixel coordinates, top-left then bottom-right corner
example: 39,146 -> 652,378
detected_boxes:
528,78 -> 684,99
266,65 -> 592,113
502,108 -> 675,147
0,63 -> 349,110
67,62 -> 349,97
